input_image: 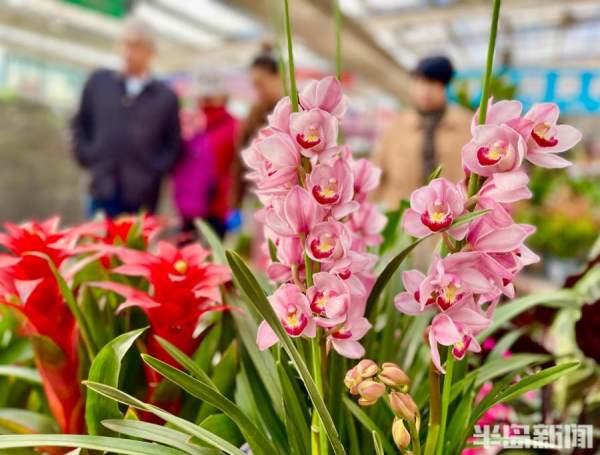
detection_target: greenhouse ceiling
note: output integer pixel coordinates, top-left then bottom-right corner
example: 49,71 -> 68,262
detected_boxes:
1,0 -> 599,100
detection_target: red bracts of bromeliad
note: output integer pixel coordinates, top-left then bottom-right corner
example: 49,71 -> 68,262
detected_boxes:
91,241 -> 231,415
0,217 -> 84,434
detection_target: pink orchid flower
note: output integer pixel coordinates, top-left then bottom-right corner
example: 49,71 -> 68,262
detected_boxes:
267,237 -> 304,282
306,220 -> 352,266
471,98 -> 522,133
402,178 -> 467,239
324,250 -> 376,298
348,202 -> 386,250
467,217 -> 534,254
428,306 -> 488,373
419,253 -> 500,312
523,102 -> 582,168
307,272 -> 350,327
242,132 -> 299,195
327,303 -> 371,359
268,97 -> 292,132
264,186 -> 319,237
308,159 -> 358,218
351,158 -> 382,201
394,269 -> 428,315
478,170 -> 531,204
257,283 -> 316,350
290,108 -> 338,157
299,76 -> 347,119
462,124 -> 526,176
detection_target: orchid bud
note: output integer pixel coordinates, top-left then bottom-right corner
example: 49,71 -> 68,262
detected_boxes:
392,418 -> 411,450
357,379 -> 385,406
389,391 -> 418,421
356,359 -> 379,378
379,362 -> 410,388
344,366 -> 362,395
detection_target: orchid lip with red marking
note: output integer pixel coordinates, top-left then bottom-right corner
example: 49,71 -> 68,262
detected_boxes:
282,306 -> 308,336
338,269 -> 351,280
310,237 -> 335,259
296,133 -> 321,149
476,145 -> 502,166
310,290 -> 328,315
420,210 -> 453,232
531,123 -> 558,147
452,334 -> 472,359
312,182 -> 341,204
331,325 -> 352,339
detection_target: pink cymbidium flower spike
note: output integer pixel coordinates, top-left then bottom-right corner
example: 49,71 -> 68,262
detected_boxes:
307,272 -> 350,327
308,159 -> 358,218
402,178 -> 467,239
290,108 -> 338,157
462,124 -> 526,176
257,284 -> 316,350
299,76 -> 348,118
523,102 -> 582,168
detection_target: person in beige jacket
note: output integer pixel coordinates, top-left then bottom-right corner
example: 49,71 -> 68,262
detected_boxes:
374,56 -> 473,210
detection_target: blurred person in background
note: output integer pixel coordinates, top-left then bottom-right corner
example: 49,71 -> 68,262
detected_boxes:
374,55 -> 472,209
240,45 -> 283,147
173,75 -> 238,240
71,17 -> 182,218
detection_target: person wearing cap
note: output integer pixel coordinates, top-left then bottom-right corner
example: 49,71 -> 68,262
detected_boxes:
374,55 -> 472,208
71,17 -> 183,218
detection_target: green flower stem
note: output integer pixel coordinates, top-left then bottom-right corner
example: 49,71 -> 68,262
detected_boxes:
283,0 -> 298,112
423,364 -> 441,455
311,335 -> 327,455
467,0 -> 502,197
436,354 -> 455,455
334,0 -> 342,80
408,420 -> 422,455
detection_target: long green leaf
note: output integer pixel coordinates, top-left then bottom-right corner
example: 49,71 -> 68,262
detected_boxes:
0,434 -> 186,455
469,362 -> 579,428
86,328 -> 146,436
84,381 -> 244,455
226,250 -> 346,455
343,398 -> 395,455
0,366 -> 41,384
0,409 -> 58,434
102,419 -> 219,455
448,354 -> 549,404
366,238 -> 423,315
372,431 -> 384,455
277,360 -> 310,455
155,336 -> 216,389
477,290 -> 581,341
195,219 -> 226,265
495,361 -> 580,404
142,354 -> 277,455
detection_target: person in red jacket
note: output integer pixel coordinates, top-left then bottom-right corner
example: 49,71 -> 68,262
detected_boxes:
199,85 -> 239,238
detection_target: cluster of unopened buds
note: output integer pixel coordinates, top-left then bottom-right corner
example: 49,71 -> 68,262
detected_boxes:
395,100 -> 582,373
345,359 -> 419,451
243,77 -> 385,358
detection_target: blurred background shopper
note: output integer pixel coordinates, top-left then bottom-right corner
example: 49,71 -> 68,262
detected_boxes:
240,46 -> 284,147
173,75 -> 238,240
71,18 -> 182,218
374,55 -> 472,209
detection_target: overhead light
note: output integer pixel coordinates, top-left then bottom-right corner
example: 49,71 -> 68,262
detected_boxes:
339,0 -> 368,17
153,0 -> 259,37
134,2 -> 221,48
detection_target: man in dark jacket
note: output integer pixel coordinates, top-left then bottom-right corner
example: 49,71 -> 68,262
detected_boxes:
71,18 -> 182,218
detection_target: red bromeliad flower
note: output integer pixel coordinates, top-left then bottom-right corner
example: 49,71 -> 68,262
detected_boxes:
0,217 -> 84,434
92,241 -> 230,411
